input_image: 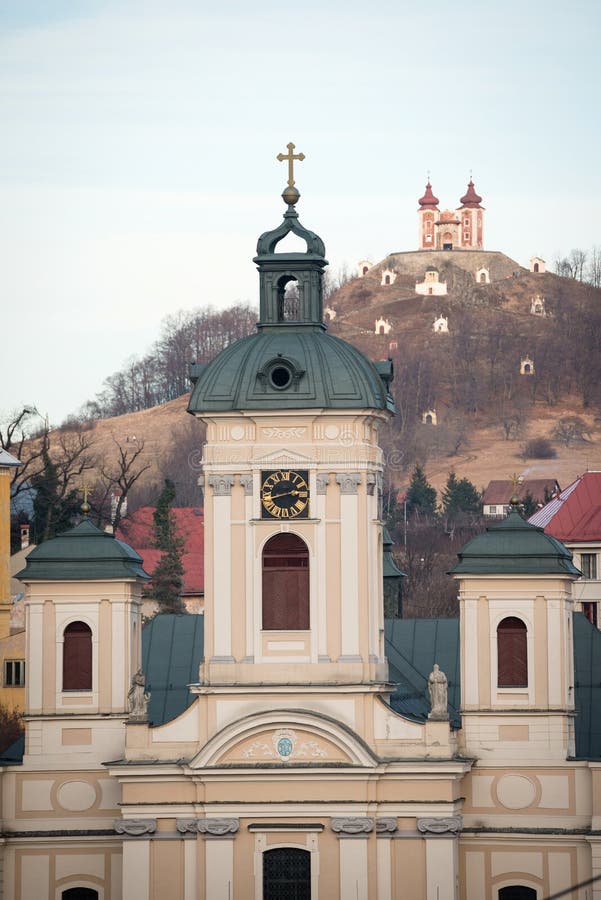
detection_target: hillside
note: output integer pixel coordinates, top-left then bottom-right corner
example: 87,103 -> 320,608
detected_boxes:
26,247 -> 601,508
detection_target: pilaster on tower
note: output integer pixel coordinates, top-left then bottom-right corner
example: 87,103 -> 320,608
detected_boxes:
417,179 -> 439,250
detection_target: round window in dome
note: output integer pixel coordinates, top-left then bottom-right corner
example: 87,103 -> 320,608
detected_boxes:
269,365 -> 293,389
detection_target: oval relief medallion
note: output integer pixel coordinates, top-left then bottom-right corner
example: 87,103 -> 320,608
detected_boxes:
57,780 -> 98,812
495,774 -> 537,810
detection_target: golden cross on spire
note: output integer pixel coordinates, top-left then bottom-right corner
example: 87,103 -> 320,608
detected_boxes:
276,142 -> 305,187
81,481 -> 91,516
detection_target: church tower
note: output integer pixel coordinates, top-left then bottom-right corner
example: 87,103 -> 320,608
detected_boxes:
187,147 -> 395,690
456,177 -> 484,249
417,178 -> 439,250
15,517 -> 148,767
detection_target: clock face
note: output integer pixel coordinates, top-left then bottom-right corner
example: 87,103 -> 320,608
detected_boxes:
261,469 -> 309,519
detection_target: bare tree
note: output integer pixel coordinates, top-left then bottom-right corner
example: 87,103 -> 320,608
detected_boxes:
90,438 -> 152,531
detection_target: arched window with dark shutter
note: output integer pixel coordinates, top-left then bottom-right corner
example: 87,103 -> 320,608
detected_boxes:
497,617 -> 528,688
262,534 -> 309,630
63,621 -> 93,691
62,889 -> 99,900
499,887 -> 537,899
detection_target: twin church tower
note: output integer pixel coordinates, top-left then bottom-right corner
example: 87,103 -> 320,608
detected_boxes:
418,176 -> 485,251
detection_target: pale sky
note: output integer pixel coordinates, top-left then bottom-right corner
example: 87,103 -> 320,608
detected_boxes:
2,0 -> 600,426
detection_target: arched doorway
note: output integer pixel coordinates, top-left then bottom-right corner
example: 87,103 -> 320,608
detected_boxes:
263,847 -> 311,900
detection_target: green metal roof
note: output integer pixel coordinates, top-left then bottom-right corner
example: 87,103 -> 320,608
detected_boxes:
449,507 -> 581,576
385,618 -> 461,726
573,612 -> 601,759
383,527 -> 406,579
142,613 -> 204,726
188,328 -> 394,414
15,519 -> 149,582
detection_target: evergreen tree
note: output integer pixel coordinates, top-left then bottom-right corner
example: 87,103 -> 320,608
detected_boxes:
405,465 -> 437,519
147,479 -> 186,614
31,433 -> 80,542
520,491 -> 538,518
441,470 -> 482,523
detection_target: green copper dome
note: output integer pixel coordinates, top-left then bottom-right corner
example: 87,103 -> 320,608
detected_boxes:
449,506 -> 581,577
188,196 -> 394,414
15,519 -> 149,582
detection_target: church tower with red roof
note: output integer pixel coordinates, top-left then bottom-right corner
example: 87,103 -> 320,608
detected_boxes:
417,177 -> 485,251
417,179 -> 439,250
456,177 -> 484,249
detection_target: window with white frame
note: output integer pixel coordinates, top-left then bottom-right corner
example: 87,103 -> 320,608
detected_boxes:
4,659 -> 25,687
581,553 -> 598,579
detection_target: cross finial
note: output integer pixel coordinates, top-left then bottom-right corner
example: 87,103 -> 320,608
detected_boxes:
427,168 -> 431,182
81,481 -> 91,516
276,142 -> 305,187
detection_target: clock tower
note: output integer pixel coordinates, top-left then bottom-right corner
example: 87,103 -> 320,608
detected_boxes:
187,149 -> 395,691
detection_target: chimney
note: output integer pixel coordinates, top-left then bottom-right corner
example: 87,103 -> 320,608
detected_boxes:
20,524 -> 30,550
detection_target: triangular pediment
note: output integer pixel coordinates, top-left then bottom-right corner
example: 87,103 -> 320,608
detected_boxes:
255,447 -> 313,466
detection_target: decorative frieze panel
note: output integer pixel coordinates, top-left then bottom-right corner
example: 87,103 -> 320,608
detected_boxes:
417,815 -> 462,835
114,818 -> 156,836
208,475 -> 235,496
331,817 -> 374,834
261,427 -> 307,440
336,473 -> 362,495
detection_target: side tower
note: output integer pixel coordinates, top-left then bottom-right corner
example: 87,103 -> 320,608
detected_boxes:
188,164 -> 395,690
450,499 -> 580,763
417,178 -> 440,250
456,177 -> 484,249
15,519 -> 148,765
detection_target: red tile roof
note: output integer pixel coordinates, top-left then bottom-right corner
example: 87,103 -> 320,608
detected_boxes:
529,472 -> 601,542
117,507 -> 204,595
483,479 -> 560,506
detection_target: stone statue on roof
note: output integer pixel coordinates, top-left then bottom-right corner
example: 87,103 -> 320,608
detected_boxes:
428,663 -> 449,721
128,669 -> 150,722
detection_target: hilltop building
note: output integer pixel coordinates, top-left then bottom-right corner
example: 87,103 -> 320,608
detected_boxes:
4,166 -> 601,900
418,178 -> 485,251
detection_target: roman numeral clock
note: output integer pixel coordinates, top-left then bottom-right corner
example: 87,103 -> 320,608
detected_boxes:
260,469 -> 310,519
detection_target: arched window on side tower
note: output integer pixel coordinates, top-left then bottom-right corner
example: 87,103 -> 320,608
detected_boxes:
63,621 -> 93,691
262,534 -> 309,630
497,617 -> 528,688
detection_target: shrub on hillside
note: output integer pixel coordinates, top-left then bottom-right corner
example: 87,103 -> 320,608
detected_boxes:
521,436 -> 557,459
